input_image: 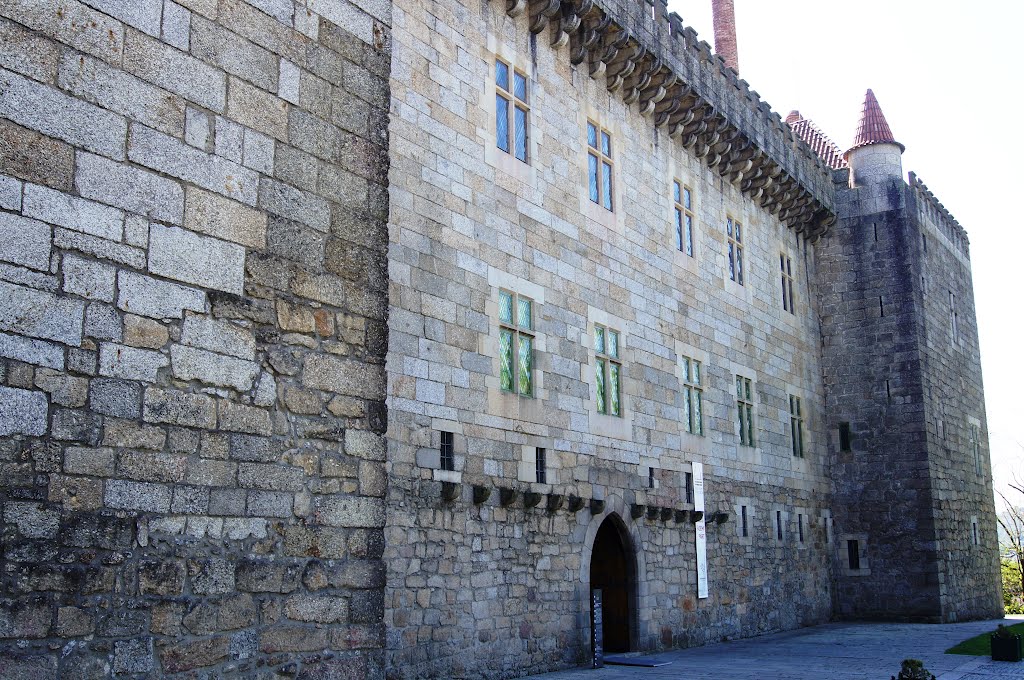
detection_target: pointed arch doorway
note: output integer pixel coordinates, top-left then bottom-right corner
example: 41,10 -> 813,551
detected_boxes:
589,514 -> 636,653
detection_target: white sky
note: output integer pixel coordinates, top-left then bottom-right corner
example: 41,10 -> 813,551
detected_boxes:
666,0 -> 1024,504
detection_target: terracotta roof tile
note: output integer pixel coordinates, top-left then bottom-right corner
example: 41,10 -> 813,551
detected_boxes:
785,111 -> 848,170
847,89 -> 904,155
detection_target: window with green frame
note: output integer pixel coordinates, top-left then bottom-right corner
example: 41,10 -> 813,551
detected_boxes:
736,375 -> 754,446
595,324 -> 622,416
499,290 -> 534,396
681,356 -> 703,435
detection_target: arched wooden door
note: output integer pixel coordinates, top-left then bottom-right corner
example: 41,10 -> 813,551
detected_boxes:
590,514 -> 635,653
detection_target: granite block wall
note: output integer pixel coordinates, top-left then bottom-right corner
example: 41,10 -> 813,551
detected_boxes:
0,0 -> 391,676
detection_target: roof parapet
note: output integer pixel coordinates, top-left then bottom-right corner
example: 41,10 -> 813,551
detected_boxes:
908,172 -> 970,259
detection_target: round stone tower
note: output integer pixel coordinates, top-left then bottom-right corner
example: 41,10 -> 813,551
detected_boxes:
844,89 -> 905,190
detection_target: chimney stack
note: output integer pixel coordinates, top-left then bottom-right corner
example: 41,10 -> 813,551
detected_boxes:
712,0 -> 739,72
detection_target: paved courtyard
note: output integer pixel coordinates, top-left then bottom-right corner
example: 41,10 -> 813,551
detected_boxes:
531,617 -> 1024,679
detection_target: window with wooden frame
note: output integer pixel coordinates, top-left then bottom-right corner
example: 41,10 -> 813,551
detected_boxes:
781,253 -> 795,313
499,290 -> 534,396
681,356 -> 703,435
736,375 -> 754,447
587,121 -> 613,211
595,324 -> 622,416
673,180 -> 694,256
790,395 -> 804,457
727,216 -> 744,285
496,60 -> 528,163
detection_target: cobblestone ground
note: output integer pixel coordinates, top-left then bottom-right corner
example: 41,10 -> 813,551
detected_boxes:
529,617 -> 1024,679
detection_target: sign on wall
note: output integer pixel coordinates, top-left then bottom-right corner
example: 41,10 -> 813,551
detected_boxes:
591,589 -> 603,668
693,461 -> 708,599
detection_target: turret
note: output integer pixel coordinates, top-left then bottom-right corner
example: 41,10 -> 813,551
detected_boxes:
844,89 -> 904,196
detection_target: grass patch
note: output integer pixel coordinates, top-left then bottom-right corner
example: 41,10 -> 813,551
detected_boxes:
946,622 -> 1024,655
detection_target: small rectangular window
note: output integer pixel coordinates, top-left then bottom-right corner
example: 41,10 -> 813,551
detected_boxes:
741,505 -> 748,537
535,447 -> 546,484
440,431 -> 454,471
970,424 -> 982,475
681,356 -> 703,436
776,510 -> 783,540
499,290 -> 535,396
798,514 -> 804,543
839,422 -> 851,452
496,60 -> 528,163
790,395 -> 804,457
848,539 -> 861,570
780,254 -> 795,313
673,180 -> 694,257
736,375 -> 754,447
972,520 -> 979,546
727,217 -> 744,285
587,121 -> 613,211
595,324 -> 622,416
949,291 -> 959,345
648,467 -> 654,489
685,472 -> 693,505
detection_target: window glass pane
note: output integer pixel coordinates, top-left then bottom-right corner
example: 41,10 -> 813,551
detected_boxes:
601,161 -> 613,210
514,71 -> 527,101
587,122 -> 597,148
681,358 -> 690,382
684,188 -> 691,210
594,326 -> 605,354
694,390 -> 703,435
499,290 -> 513,324
728,244 -> 735,280
609,363 -> 620,416
675,209 -> 683,251
518,334 -> 533,395
735,222 -> 742,242
736,247 -> 744,285
601,131 -> 611,157
496,61 -> 509,90
588,154 -> 599,203
607,330 -> 618,359
596,358 -> 606,413
496,95 -> 510,153
746,404 -> 754,444
518,297 -> 532,330
736,375 -> 743,398
499,329 -> 513,391
693,361 -> 700,384
673,181 -> 680,203
514,106 -> 528,162
726,217 -> 733,237
684,214 -> 693,256
744,379 -> 752,401
683,386 -> 691,432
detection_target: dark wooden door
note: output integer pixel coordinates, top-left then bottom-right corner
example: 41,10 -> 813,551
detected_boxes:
590,517 -> 631,652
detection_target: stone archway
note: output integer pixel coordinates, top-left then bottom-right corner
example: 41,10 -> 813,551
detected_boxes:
589,513 -> 637,653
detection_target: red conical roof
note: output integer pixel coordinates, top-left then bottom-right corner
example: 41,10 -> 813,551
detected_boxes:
846,89 -> 904,156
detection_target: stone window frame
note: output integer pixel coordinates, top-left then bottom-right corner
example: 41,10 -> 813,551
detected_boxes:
772,507 -> 787,543
495,58 -> 529,164
821,509 -> 833,545
585,306 -> 632,441
840,533 -> 871,576
518,444 -> 556,486
968,416 -> 982,476
794,506 -> 810,549
680,354 -> 704,436
483,39 -> 538,185
587,120 -> 614,212
733,496 -> 754,547
726,214 -> 745,286
789,394 -> 805,458
418,419 -> 464,483
736,374 -> 755,448
948,290 -> 959,349
673,179 -> 695,257
971,514 -> 980,547
486,268 -> 547,422
594,323 -> 622,417
780,251 -> 795,314
498,288 -> 536,397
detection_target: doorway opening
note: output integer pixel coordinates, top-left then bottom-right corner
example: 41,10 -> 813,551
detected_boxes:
589,513 -> 636,653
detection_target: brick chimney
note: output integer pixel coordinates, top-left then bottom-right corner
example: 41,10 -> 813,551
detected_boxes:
712,0 -> 739,72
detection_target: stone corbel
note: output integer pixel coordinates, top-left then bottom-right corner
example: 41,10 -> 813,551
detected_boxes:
570,12 -> 609,66
602,36 -> 642,91
655,83 -> 691,129
552,0 -> 591,47
636,64 -> 674,115
528,0 -> 561,35
622,55 -> 661,106
506,0 -> 527,18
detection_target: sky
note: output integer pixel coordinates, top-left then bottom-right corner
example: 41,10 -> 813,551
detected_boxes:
664,0 -> 1024,505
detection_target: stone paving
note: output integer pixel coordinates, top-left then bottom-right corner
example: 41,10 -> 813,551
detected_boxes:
530,617 -> 1024,679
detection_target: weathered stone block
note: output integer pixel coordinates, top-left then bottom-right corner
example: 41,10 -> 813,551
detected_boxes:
0,0 -> 124,66
0,173 -> 21,210
105,479 -> 172,512
218,400 -> 272,434
236,559 -> 302,593
75,151 -> 184,224
0,17 -> 60,82
227,76 -> 289,141
190,15 -> 279,91
112,636 -> 155,675
238,462 -> 305,491
128,124 -> 258,205
0,385 -> 48,436
184,187 -> 267,249
0,213 -> 50,271
171,344 -> 257,392
56,606 -> 93,636
89,378 -> 142,419
62,255 -> 116,302
48,474 -> 103,511
23,182 -> 124,241
284,595 -> 348,623
102,418 -> 166,451
0,119 -> 73,190
149,224 -> 245,295
34,368 -> 87,406
54,228 -> 146,269
161,0 -> 191,50
143,387 -> 217,429
181,313 -> 255,359
0,332 -> 64,370
189,557 -> 235,595
3,501 -> 60,538
159,636 -> 229,674
123,28 -> 225,112
64,446 -> 116,476
0,596 -> 51,638
314,495 -> 385,528
122,314 -> 168,349
0,68 -> 127,159
83,303 -> 122,342
245,490 -> 292,517
117,270 -> 206,320
345,429 -> 386,461
99,342 -> 168,382
259,177 -> 331,232
0,280 -> 84,345
302,354 -> 385,399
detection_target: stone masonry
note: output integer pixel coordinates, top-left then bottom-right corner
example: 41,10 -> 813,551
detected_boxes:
0,0 -> 391,677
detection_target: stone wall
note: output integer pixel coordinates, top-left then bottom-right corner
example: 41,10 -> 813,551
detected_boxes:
385,1 -> 835,677
0,0 -> 391,676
